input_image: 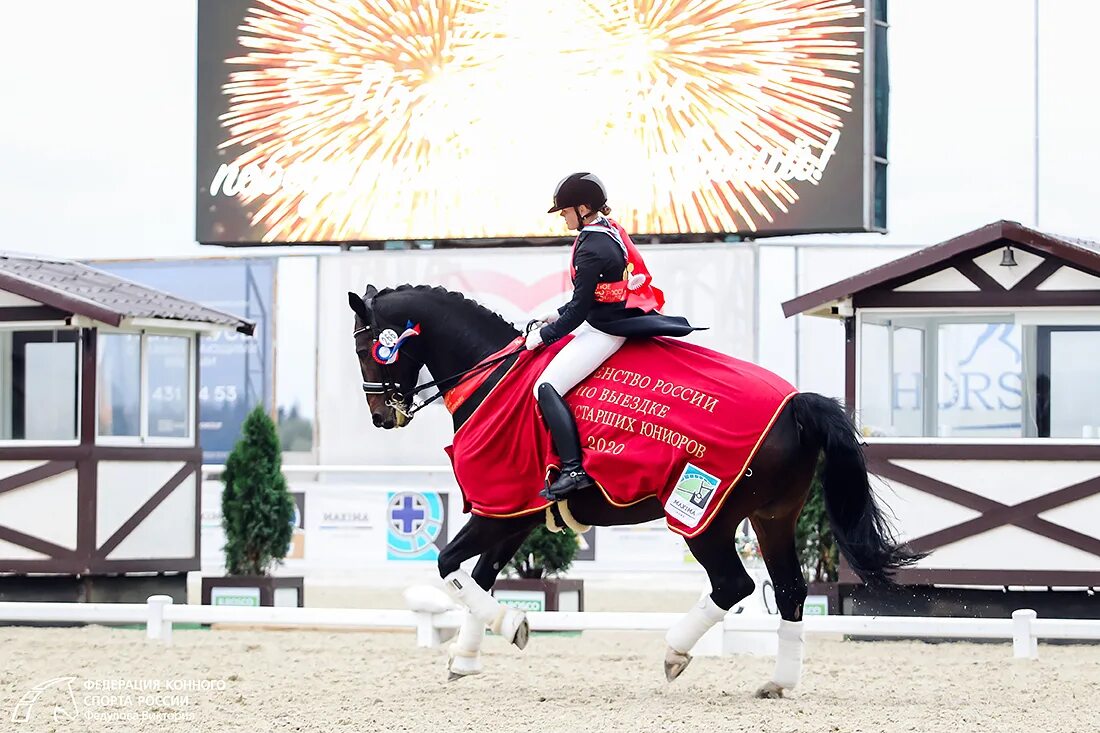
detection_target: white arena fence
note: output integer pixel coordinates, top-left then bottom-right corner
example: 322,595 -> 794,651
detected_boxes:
0,597 -> 1098,660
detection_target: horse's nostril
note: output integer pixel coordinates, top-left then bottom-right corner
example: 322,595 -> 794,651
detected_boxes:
383,419 -> 395,429
372,414 -> 383,427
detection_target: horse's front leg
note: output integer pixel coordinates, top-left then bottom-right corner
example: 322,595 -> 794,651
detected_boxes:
438,514 -> 540,676
446,527 -> 536,680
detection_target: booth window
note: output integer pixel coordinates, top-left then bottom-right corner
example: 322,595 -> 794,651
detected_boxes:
0,329 -> 80,442
146,335 -> 190,439
98,333 -> 141,436
1036,327 -> 1100,438
859,312 -> 1100,440
97,332 -> 193,443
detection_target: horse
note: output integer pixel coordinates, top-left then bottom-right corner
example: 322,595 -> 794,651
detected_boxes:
347,284 -> 922,697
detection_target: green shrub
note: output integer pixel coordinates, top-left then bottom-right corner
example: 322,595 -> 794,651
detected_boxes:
507,525 -> 579,579
221,405 -> 295,576
795,454 -> 838,582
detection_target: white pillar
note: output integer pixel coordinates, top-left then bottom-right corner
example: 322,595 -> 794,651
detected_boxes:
146,595 -> 174,645
1012,608 -> 1038,659
414,611 -> 442,648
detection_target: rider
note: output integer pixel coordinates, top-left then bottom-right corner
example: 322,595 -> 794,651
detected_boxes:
527,172 -> 698,501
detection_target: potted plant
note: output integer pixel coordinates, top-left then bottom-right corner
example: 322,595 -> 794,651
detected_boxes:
797,456 -> 839,615
200,405 -> 304,607
491,525 -> 585,612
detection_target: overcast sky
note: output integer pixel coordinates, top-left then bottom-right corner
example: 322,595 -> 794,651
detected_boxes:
1,0 -> 1097,260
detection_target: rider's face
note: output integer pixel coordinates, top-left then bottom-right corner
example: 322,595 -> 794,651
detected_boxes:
560,204 -> 592,231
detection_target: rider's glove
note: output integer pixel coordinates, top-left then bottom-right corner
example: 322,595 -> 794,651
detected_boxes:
525,328 -> 543,351
540,310 -> 560,324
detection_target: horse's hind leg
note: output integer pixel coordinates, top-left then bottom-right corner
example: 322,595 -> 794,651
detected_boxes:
750,511 -> 809,699
448,528 -> 536,681
664,528 -> 756,682
438,513 -> 539,652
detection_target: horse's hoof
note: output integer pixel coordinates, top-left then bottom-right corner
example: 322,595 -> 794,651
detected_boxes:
446,659 -> 482,681
664,649 -> 692,682
496,607 -> 529,650
447,644 -> 483,680
512,616 -> 530,650
754,681 -> 784,699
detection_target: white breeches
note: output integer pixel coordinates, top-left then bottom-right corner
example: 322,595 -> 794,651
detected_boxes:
532,323 -> 626,400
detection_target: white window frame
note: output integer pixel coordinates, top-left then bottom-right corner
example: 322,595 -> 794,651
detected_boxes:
96,328 -> 195,447
0,324 -> 82,447
855,306 -> 1100,445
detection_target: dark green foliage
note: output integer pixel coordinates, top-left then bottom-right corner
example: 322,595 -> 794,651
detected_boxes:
221,405 -> 295,576
277,404 -> 314,452
507,525 -> 579,579
795,454 -> 839,582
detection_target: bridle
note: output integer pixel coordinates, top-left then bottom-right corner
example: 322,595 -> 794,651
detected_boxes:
353,317 -> 525,421
353,322 -> 419,418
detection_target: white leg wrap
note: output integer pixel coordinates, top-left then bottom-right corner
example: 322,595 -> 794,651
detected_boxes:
665,595 -> 727,654
447,611 -> 485,677
772,619 -> 805,689
453,610 -> 485,655
442,570 -> 501,626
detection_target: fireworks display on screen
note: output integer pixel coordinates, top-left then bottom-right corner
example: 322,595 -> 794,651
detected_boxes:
202,0 -> 867,243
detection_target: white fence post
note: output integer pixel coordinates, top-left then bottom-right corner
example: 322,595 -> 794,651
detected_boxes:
414,611 -> 441,647
146,595 -> 174,645
1012,609 -> 1038,659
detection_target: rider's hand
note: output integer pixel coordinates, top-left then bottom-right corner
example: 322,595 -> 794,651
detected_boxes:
525,329 -> 543,351
540,310 -> 560,324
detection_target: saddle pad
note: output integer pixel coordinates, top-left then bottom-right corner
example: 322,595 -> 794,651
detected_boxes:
444,336 -> 796,537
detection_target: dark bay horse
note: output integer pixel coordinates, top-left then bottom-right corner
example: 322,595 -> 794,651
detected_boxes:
348,284 -> 921,696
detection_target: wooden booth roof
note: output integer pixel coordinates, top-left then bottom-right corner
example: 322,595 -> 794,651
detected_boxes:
782,220 -> 1100,318
0,253 -> 255,334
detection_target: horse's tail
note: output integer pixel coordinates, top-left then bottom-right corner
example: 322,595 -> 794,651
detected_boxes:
790,392 -> 926,585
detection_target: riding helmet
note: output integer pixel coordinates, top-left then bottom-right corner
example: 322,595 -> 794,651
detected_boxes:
547,172 -> 607,213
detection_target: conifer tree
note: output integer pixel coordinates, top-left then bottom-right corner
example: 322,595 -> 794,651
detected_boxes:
507,525 -> 580,579
221,405 -> 295,575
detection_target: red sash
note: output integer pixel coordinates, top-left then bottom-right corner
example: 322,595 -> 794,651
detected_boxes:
569,217 -> 665,312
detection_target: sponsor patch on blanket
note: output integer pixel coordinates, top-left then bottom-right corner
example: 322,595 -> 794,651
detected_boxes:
664,463 -> 722,529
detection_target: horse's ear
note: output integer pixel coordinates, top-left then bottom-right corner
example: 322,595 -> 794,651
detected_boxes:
348,291 -> 370,323
364,284 -> 378,300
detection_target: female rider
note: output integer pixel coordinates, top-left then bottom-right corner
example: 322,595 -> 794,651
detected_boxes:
527,172 -> 698,501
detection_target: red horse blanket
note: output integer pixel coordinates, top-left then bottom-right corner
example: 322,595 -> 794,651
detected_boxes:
444,336 -> 797,538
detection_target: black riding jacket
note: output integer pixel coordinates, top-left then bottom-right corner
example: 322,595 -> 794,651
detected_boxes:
539,229 -> 699,344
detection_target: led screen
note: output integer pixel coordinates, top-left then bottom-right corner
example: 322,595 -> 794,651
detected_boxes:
197,0 -> 879,244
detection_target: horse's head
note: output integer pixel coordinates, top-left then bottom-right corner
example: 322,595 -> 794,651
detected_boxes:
347,285 -> 423,429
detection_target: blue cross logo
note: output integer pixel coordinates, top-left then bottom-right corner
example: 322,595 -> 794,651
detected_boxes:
387,491 -> 445,561
391,495 -> 426,534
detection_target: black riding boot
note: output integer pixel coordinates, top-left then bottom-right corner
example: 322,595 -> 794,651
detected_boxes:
537,383 -> 594,501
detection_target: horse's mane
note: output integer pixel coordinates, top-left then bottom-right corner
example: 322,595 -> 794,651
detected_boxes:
374,284 -> 520,335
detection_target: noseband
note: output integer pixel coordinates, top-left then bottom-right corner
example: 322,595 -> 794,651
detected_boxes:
353,323 -> 420,420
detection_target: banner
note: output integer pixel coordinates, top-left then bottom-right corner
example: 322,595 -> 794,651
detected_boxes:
196,0 -> 883,244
